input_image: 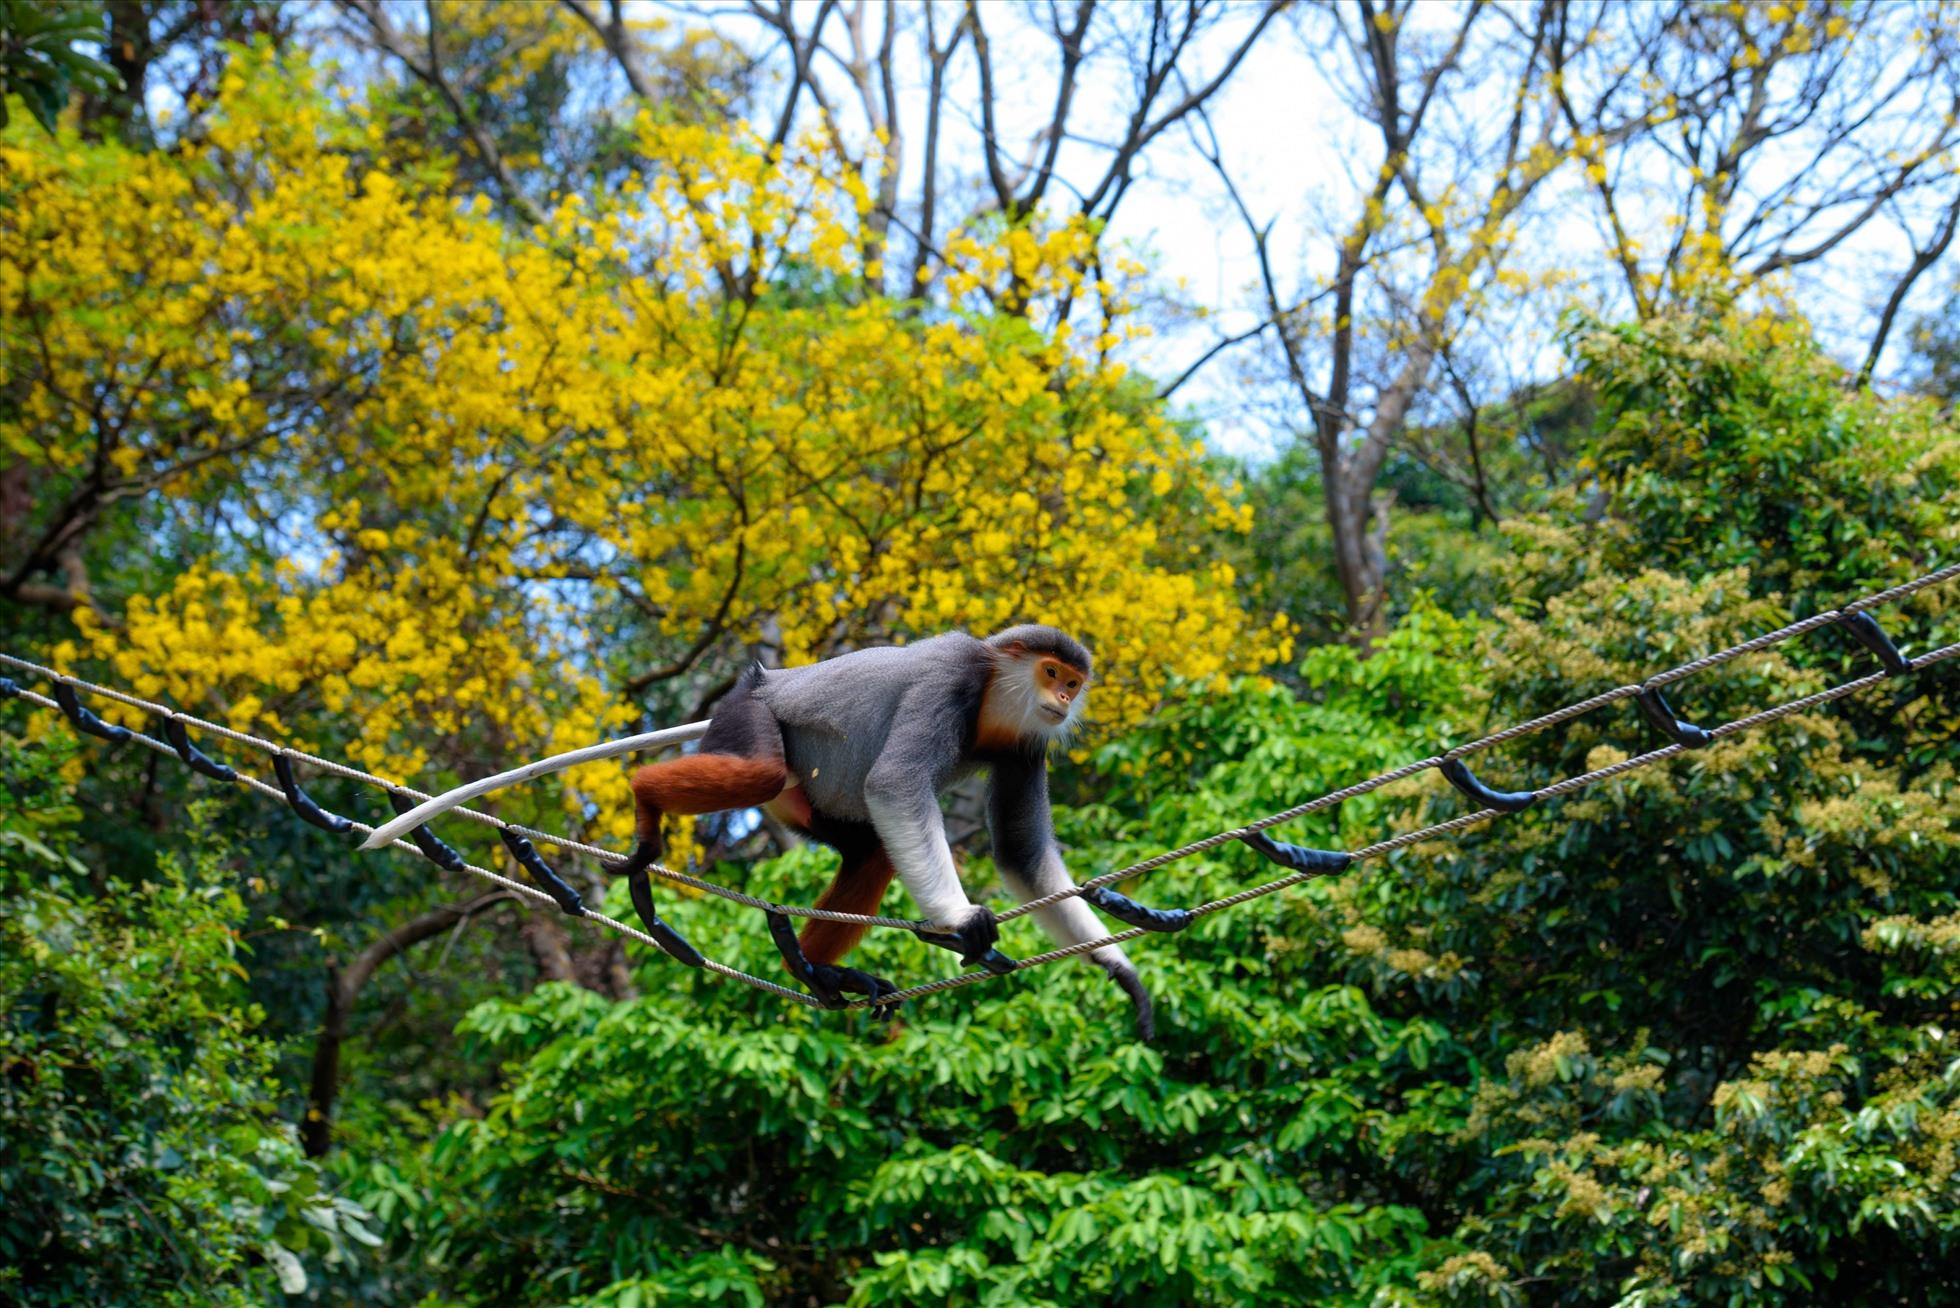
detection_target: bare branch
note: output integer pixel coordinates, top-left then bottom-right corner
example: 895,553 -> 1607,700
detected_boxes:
1158,316 -> 1288,400
334,0 -> 546,226
907,5 -> 966,294
304,890 -> 516,1156
1019,0 -> 1097,216
963,0 -> 1019,212
560,0 -> 655,98
1861,189 -> 1960,385
1079,0 -> 1288,220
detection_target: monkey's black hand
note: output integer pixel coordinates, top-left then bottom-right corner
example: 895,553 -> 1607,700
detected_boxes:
917,904 -> 1013,971
950,904 -> 999,957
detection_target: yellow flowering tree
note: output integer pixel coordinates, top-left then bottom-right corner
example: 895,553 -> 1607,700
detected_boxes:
0,48 -> 1285,854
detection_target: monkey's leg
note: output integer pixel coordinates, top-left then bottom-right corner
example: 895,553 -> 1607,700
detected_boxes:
766,913 -> 899,1010
612,751 -> 788,962
998,848 -> 1158,1040
769,831 -> 902,1008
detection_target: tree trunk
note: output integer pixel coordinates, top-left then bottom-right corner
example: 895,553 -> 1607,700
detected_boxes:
301,964 -> 351,1158
521,915 -> 578,984
1320,340 -> 1436,650
600,938 -> 638,1002
302,891 -> 512,1158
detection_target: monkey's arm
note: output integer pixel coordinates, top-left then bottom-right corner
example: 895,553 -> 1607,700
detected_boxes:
987,755 -> 1169,1040
988,754 -> 1190,936
861,696 -> 1001,963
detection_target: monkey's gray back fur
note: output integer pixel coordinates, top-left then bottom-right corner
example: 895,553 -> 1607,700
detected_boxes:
755,632 -> 995,821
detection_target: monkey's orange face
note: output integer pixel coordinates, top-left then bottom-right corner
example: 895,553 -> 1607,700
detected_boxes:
979,649 -> 1092,749
1032,656 -> 1087,725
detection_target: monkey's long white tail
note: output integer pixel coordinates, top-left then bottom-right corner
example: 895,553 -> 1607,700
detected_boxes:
356,720 -> 709,850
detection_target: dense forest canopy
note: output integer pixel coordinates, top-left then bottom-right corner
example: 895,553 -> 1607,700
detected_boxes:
3,2 -> 1959,1304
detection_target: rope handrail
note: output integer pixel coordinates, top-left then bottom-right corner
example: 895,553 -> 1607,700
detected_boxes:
992,559 -> 1960,927
862,640 -> 1959,1008
2,558 -> 1953,1013
0,677 -> 822,1007
0,650 -> 927,933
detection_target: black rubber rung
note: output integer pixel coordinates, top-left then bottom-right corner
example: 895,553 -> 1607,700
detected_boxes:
384,789 -> 466,871
274,754 -> 355,834
1239,830 -> 1353,875
499,829 -> 586,916
161,717 -> 238,781
628,868 -> 705,966
1840,611 -> 1912,676
971,948 -> 1019,974
1085,884 -> 1195,933
1439,756 -> 1537,813
53,683 -> 131,743
1634,687 -> 1714,750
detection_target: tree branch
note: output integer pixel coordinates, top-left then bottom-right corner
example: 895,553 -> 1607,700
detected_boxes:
335,0 -> 547,226
560,0 -> 655,98
1861,187 -> 1960,386
304,890 -> 516,1156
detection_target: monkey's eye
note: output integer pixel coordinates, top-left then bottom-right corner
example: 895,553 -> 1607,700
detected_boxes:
1045,665 -> 1058,680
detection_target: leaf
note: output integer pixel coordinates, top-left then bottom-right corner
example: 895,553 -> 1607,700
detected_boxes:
263,1243 -> 308,1295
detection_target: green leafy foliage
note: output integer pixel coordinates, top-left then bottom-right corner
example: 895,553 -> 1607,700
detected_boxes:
0,732 -> 374,1304
1388,313 -> 1960,1303
6,241 -> 1959,1299
0,0 -> 117,133
1567,310 -> 1960,605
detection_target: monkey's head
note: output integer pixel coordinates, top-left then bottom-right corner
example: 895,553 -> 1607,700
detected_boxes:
984,624 -> 1093,740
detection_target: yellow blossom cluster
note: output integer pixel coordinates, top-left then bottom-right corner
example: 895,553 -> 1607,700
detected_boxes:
2,49 -> 1284,843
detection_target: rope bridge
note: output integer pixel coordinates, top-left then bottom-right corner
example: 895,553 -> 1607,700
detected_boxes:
2,560 -> 1954,1014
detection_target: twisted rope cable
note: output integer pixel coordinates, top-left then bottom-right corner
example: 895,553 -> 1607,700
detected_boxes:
0,651 -> 925,933
4,560 -> 1953,1015
0,681 -> 819,1007
994,560 -> 1960,926
15,558 -> 1947,940
862,640 -> 1958,1007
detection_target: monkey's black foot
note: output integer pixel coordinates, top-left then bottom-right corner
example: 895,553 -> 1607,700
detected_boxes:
805,963 -> 902,1010
1239,830 -> 1352,876
765,910 -> 900,1009
1084,884 -> 1193,933
615,849 -> 705,968
610,836 -> 662,879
